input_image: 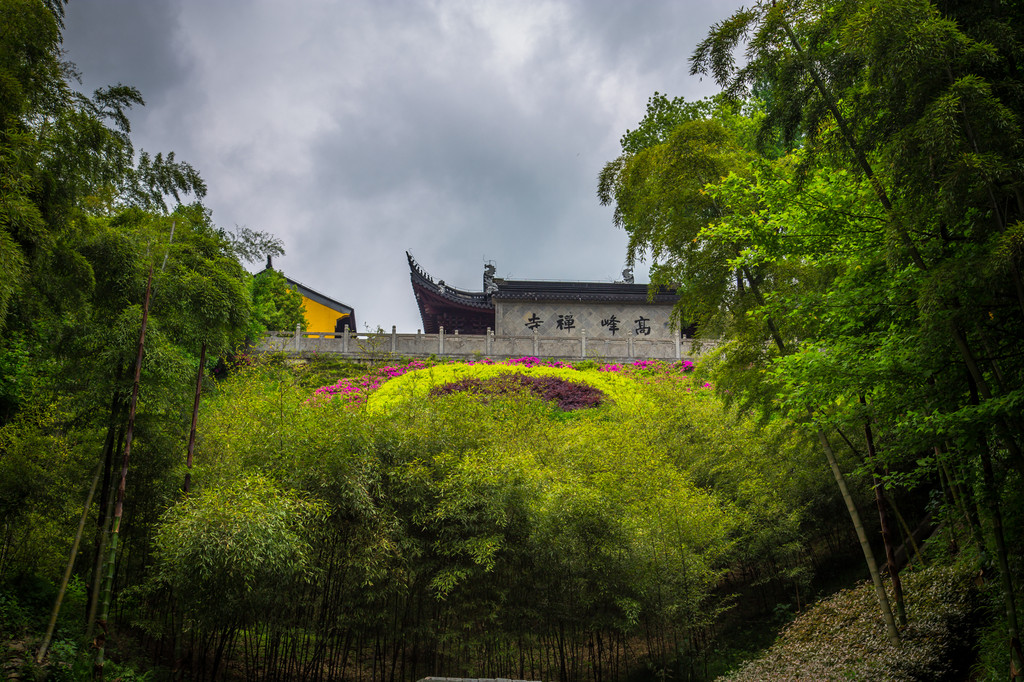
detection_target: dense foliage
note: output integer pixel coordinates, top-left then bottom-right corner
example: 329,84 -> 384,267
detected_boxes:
249,268 -> 307,337
1,0 -> 1021,679
121,357 -> 829,681
0,1 -> 290,677
599,0 -> 1024,674
366,359 -> 658,415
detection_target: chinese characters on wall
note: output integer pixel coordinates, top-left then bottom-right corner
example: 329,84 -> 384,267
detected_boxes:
524,312 -> 654,335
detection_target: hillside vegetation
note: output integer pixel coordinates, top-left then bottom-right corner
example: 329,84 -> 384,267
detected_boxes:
145,357 -> 825,680
2,0 -> 1024,679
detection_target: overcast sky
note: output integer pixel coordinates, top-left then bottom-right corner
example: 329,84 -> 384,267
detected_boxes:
62,0 -> 743,332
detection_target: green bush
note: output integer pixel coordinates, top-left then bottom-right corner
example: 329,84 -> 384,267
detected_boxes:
148,474 -> 326,631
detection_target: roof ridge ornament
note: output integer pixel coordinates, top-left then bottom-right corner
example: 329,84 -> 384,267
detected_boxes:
406,250 -> 434,284
484,261 -> 498,295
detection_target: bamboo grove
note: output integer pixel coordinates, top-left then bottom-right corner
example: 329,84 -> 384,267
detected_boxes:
123,359 -> 837,681
2,0 -> 1023,680
599,0 -> 1024,675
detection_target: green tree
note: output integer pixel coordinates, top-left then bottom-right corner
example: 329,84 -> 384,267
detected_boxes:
148,475 -> 324,678
0,0 -> 208,422
599,94 -> 908,645
0,6 -> 271,673
690,0 -> 1024,668
250,268 -> 307,335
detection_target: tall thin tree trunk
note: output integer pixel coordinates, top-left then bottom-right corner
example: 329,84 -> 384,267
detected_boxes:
94,266 -> 153,680
813,420 -> 901,648
871,473 -> 906,627
967,373 -> 1024,674
183,342 -> 206,493
85,378 -> 126,638
860,396 -> 907,628
37,463 -> 102,662
742,262 -> 900,646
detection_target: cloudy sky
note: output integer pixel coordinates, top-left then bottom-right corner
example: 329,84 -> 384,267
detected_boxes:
62,0 -> 743,332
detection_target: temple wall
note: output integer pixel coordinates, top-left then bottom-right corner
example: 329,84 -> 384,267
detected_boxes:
494,301 -> 676,339
259,326 -> 715,363
301,295 -> 351,334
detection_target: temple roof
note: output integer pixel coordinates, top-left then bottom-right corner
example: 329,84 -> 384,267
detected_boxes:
407,252 -> 492,310
407,252 -> 495,334
406,251 -> 680,334
259,258 -> 355,315
285,277 -> 354,316
407,251 -> 676,306
491,278 -> 678,304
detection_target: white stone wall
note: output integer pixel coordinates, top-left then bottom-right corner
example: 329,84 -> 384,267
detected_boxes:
494,301 -> 676,339
259,328 -> 716,362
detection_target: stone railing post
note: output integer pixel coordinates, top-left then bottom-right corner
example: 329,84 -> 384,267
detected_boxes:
532,329 -> 539,356
581,328 -> 587,359
628,330 -> 634,359
486,327 -> 492,355
294,324 -> 302,353
391,325 -> 397,353
439,326 -> 445,355
342,325 -> 349,353
676,332 -> 682,360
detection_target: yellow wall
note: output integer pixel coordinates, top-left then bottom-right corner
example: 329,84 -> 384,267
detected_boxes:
301,295 -> 351,334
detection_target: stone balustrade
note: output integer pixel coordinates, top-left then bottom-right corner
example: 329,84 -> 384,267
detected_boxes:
256,326 -> 719,363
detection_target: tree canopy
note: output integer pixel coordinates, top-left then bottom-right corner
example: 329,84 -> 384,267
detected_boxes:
599,0 -> 1024,671
0,3 -> 290,675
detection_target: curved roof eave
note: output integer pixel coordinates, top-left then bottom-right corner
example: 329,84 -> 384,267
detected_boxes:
407,251 -> 493,309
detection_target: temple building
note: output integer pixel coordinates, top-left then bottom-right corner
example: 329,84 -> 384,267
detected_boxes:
290,276 -> 356,335
261,257 -> 356,334
407,252 -> 690,339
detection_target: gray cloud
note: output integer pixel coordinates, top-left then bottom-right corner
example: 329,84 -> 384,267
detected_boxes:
62,0 -> 744,332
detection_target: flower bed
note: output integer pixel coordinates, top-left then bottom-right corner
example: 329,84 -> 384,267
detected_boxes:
430,373 -> 606,411
310,357 -> 702,409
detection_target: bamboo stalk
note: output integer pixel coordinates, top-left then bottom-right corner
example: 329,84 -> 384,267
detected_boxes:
814,421 -> 901,648
37,463 -> 102,662
860,396 -> 907,628
183,342 -> 206,493
94,265 -> 153,680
